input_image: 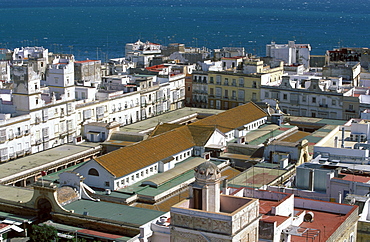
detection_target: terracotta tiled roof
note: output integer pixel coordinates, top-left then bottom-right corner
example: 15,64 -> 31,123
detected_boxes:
149,123 -> 183,138
190,102 -> 267,133
94,102 -> 267,178
95,127 -> 195,178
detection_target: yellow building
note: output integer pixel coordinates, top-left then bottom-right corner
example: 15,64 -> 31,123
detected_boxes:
207,59 -> 283,110
208,72 -> 260,110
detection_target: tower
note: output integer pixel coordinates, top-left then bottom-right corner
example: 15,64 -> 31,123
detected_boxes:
191,161 -> 221,212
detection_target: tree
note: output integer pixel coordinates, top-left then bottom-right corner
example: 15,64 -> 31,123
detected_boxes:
30,224 -> 58,242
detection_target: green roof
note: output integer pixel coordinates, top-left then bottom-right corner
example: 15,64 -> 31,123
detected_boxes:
42,163 -> 85,183
0,211 -> 36,223
117,159 -> 224,198
44,221 -> 133,242
63,199 -> 164,226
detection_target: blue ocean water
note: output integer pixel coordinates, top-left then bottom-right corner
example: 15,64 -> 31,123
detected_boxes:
0,0 -> 369,61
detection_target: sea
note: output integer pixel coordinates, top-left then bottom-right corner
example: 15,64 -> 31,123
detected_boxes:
0,0 -> 369,61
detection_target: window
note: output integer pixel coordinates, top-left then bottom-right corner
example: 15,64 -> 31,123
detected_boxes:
265,92 -> 269,98
209,77 -> 214,83
105,181 -> 110,187
252,93 -> 257,101
283,94 -> 287,100
239,78 -> 244,87
302,95 -> 307,102
216,100 -> 221,109
210,88 -> 214,95
216,76 -> 221,85
232,91 -> 236,100
312,97 -> 316,103
332,100 -> 336,106
232,79 -> 236,86
252,81 -> 257,88
215,87 -> 222,98
121,180 -> 125,185
224,90 -> 228,98
238,90 -> 245,101
349,104 -> 354,110
224,78 -> 228,86
88,168 -> 99,176
136,173 -> 139,178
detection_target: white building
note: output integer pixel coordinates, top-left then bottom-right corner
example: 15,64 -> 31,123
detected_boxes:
266,41 -> 311,69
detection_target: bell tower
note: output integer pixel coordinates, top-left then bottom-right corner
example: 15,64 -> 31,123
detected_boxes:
191,161 -> 221,212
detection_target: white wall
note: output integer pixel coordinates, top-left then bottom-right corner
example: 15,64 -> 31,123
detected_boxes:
74,159 -> 115,190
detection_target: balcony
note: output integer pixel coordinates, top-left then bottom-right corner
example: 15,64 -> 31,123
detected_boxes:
97,114 -> 104,120
43,135 -> 50,142
25,148 -> 31,155
24,129 -> 30,136
59,133 -> 68,139
8,153 -> 15,160
35,117 -> 41,124
43,116 -> 48,122
1,155 -> 8,162
8,133 -> 14,140
15,131 -> 23,138
319,104 -> 328,108
223,96 -> 229,100
345,109 -> 356,113
0,137 -> 6,143
35,139 -> 42,145
16,150 -> 24,157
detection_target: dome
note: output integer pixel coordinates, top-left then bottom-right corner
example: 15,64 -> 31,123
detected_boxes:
194,161 -> 221,181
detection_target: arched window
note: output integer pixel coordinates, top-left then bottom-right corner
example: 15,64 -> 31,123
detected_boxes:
88,168 -> 99,176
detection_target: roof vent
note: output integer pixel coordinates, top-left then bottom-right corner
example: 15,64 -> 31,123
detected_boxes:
304,211 -> 314,222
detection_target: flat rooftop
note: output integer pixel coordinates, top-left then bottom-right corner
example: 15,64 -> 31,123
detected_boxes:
0,143 -> 101,184
113,158 -> 225,199
228,166 -> 288,188
0,185 -> 33,203
120,107 -> 224,133
63,199 -> 164,226
44,221 -> 132,241
316,127 -> 356,148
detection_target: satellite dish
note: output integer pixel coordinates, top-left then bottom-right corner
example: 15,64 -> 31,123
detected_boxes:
304,211 -> 314,222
